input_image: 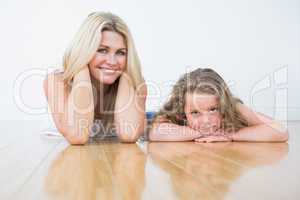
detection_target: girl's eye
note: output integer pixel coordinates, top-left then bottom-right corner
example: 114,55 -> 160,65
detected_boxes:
209,107 -> 219,113
97,48 -> 108,54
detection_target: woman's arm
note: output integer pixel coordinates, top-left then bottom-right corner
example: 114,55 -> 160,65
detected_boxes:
44,67 -> 94,145
149,122 -> 204,141
230,103 -> 289,142
114,73 -> 147,142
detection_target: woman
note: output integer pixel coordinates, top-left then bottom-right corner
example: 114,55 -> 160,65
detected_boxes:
44,12 -> 147,144
149,68 -> 288,142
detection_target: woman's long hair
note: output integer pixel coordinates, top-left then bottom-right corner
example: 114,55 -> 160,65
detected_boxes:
62,12 -> 144,131
153,68 -> 248,132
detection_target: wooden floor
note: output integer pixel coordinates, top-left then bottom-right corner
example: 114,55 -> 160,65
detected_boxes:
1,121 -> 300,200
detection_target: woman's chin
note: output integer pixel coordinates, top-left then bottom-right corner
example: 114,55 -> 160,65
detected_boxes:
90,69 -> 122,85
91,76 -> 117,85
99,76 -> 119,85
96,79 -> 113,85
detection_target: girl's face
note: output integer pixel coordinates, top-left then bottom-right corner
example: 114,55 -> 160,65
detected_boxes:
184,92 -> 222,132
88,31 -> 127,84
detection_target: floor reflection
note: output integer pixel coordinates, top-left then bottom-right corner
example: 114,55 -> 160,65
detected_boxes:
147,142 -> 288,200
44,141 -> 146,200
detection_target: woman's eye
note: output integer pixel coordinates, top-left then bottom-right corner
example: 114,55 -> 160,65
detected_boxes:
97,48 -> 108,54
116,51 -> 126,56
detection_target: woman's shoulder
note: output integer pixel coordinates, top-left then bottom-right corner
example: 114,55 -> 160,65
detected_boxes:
44,69 -> 64,82
43,69 -> 66,99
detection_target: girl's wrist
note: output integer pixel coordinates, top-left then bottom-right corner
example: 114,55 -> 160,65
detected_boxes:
223,132 -> 234,141
226,133 -> 234,141
215,129 -> 234,141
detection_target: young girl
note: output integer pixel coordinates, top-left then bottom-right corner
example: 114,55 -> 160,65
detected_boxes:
149,68 -> 288,142
44,12 -> 147,145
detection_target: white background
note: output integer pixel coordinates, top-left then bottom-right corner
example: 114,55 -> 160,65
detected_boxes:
0,0 -> 299,126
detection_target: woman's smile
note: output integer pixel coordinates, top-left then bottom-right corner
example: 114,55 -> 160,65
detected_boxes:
97,66 -> 119,74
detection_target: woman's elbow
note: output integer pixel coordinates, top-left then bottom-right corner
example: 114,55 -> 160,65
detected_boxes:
67,136 -> 89,145
118,134 -> 139,143
119,137 -> 138,143
115,122 -> 146,143
116,129 -> 141,143
60,128 -> 89,145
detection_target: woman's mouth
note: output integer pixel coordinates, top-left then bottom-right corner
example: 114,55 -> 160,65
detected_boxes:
98,67 -> 118,74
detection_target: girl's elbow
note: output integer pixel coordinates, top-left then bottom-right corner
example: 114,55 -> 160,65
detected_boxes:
280,131 -> 289,142
274,130 -> 289,142
148,129 -> 161,142
275,122 -> 289,142
148,132 -> 155,142
267,122 -> 289,142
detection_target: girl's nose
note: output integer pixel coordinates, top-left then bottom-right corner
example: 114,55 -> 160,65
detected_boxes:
202,114 -> 210,123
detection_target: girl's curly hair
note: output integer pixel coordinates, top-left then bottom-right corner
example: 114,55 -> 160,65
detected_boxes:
153,68 -> 248,131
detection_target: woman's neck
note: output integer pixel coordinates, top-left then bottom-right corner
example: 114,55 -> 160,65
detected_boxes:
91,76 -> 110,95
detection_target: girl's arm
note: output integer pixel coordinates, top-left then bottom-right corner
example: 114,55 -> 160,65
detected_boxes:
230,103 -> 289,142
195,103 -> 288,143
114,73 -> 147,142
44,67 -> 95,145
149,122 -> 204,141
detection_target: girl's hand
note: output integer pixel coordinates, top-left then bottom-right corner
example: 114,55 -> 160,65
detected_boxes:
194,135 -> 232,143
194,133 -> 233,143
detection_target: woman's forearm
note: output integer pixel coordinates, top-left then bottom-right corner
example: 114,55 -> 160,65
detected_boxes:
114,74 -> 147,142
65,67 -> 95,144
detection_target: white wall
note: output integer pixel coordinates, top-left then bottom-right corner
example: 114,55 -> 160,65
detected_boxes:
1,0 -> 299,125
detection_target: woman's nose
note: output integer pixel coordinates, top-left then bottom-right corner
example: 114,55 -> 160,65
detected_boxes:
106,54 -> 117,65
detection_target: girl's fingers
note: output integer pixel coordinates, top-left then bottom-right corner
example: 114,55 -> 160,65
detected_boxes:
195,137 -> 215,143
195,136 -> 230,143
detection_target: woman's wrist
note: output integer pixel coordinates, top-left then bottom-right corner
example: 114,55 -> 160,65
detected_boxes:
73,67 -> 91,82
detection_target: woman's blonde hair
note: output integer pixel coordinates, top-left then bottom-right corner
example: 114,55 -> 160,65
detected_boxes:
153,68 -> 248,132
62,11 -> 143,87
62,12 -> 144,131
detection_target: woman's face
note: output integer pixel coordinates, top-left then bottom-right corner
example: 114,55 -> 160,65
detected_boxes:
184,92 -> 222,133
88,31 -> 127,84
